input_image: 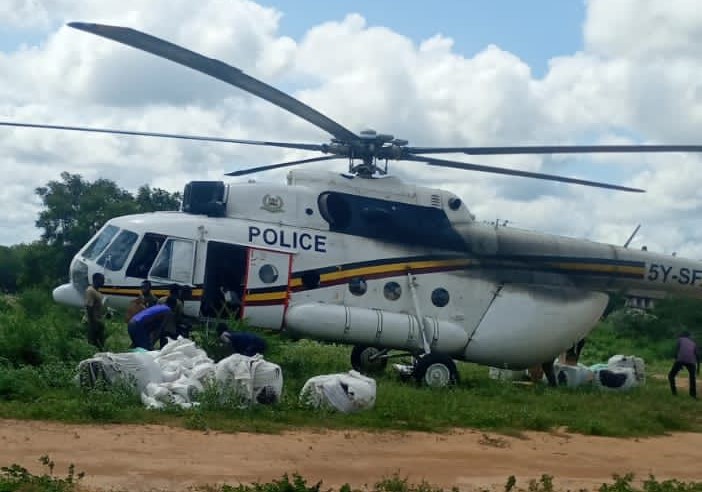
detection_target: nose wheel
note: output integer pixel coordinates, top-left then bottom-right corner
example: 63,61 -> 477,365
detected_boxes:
351,345 -> 388,374
413,353 -> 459,388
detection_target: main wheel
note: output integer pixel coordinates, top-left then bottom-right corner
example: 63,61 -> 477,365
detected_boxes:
413,353 -> 459,388
350,345 -> 388,374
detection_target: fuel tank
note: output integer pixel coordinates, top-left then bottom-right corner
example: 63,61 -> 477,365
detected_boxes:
285,304 -> 469,355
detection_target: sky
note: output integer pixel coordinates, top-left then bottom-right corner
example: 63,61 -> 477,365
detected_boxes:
1,0 -> 702,259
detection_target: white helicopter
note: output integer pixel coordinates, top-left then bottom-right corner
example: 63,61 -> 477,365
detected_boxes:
4,22 -> 702,387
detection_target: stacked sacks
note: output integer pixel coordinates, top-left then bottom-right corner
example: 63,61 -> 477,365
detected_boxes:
300,370 -> 376,413
141,337 -> 216,409
76,337 -> 283,409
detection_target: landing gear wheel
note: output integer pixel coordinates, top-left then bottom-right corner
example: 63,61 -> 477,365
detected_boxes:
351,345 -> 388,374
414,353 -> 459,388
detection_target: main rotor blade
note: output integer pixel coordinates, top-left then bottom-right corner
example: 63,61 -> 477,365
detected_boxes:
68,22 -> 359,143
403,155 -> 645,192
0,121 -> 325,151
406,144 -> 702,155
225,155 -> 343,176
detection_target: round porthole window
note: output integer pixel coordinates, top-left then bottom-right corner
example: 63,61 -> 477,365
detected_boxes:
348,277 -> 367,296
383,281 -> 402,301
431,288 -> 450,307
259,264 -> 279,284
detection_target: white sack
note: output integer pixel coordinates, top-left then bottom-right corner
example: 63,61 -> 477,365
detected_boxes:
76,351 -> 162,393
215,353 -> 283,406
300,371 -> 376,413
553,363 -> 593,388
593,367 -> 638,391
607,355 -> 646,384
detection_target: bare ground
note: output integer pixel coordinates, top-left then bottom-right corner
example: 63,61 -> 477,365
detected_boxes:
2,419 -> 702,492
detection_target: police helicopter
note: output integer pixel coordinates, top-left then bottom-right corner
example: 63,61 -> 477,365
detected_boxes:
4,22 -> 702,387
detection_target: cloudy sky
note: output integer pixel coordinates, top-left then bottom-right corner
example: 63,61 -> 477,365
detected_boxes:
1,0 -> 701,259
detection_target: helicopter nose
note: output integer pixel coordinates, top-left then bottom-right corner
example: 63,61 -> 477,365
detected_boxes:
53,283 -> 84,308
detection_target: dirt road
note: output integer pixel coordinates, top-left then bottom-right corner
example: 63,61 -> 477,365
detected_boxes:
2,419 -> 701,491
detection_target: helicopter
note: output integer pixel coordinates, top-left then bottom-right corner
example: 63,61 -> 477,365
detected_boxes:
3,22 -> 702,387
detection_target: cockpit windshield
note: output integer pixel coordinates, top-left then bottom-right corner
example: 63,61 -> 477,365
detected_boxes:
97,229 -> 139,271
82,224 -> 119,260
126,233 -> 167,278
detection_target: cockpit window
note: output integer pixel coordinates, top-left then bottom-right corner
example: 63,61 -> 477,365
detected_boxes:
126,233 -> 167,279
97,229 -> 139,271
82,225 -> 119,260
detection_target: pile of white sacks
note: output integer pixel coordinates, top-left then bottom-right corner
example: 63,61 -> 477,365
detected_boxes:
76,337 -> 378,413
558,354 -> 646,390
76,337 -> 283,409
489,354 -> 646,391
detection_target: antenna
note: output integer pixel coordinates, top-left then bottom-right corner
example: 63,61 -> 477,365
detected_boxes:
623,224 -> 641,248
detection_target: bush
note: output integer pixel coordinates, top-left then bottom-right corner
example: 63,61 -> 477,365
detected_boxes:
0,456 -> 83,492
0,291 -> 93,367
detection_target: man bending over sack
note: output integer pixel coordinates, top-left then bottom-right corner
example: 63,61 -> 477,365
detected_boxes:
216,323 -> 267,357
127,297 -> 176,350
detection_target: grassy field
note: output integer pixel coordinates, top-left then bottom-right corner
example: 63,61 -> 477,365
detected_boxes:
0,290 -> 700,438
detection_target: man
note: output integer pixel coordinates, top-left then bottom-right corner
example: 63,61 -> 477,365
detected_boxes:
127,299 -> 175,351
668,330 -> 699,398
216,323 -> 267,357
139,280 -> 159,308
157,284 -> 186,347
84,272 -> 106,350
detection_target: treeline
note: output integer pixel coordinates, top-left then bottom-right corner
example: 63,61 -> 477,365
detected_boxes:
0,172 -> 181,292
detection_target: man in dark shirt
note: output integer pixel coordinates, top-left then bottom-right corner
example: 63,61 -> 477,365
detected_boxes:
139,280 -> 159,308
216,323 -> 267,357
668,331 -> 699,398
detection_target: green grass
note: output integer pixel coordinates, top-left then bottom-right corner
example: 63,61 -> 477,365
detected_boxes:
0,291 -> 700,437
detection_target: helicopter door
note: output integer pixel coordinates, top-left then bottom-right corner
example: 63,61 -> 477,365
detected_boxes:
241,248 -> 292,329
148,237 -> 196,285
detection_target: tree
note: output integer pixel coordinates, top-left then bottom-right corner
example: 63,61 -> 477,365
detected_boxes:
136,185 -> 182,213
0,245 -> 21,292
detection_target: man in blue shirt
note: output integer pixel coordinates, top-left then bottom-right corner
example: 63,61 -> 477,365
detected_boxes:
216,323 -> 267,357
128,298 -> 175,350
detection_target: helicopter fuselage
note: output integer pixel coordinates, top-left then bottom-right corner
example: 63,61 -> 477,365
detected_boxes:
52,171 -> 702,369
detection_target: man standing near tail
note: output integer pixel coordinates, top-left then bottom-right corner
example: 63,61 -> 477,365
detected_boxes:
668,330 -> 699,399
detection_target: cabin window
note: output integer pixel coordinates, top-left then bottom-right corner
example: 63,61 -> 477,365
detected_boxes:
348,277 -> 367,296
82,225 -> 119,260
126,233 -> 167,278
383,281 -> 402,301
150,238 -> 195,284
96,229 -> 139,271
431,288 -> 450,307
259,264 -> 279,284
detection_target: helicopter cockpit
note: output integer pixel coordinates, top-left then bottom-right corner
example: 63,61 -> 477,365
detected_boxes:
56,213 -> 197,310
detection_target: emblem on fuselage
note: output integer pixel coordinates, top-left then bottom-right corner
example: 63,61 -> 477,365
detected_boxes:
261,194 -> 284,212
